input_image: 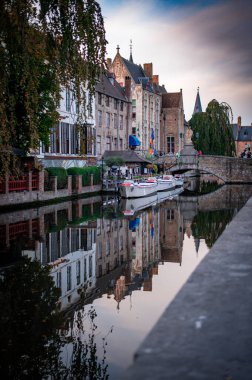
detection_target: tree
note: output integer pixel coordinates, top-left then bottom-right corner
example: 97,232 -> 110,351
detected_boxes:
104,156 -> 125,169
190,99 -> 236,156
0,0 -> 107,175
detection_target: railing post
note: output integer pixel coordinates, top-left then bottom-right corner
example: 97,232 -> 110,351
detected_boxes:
39,170 -> 44,193
90,173 -> 94,187
76,174 -> 82,194
28,171 -> 32,192
5,175 -> 9,194
68,175 -> 72,195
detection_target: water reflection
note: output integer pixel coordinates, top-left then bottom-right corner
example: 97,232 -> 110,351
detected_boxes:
0,185 -> 252,378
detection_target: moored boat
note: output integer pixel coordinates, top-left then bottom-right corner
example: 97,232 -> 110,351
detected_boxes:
146,175 -> 176,192
119,180 -> 157,199
174,174 -> 184,187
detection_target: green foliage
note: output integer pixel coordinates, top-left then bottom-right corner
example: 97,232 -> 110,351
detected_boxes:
0,258 -> 109,378
104,156 -> 125,168
0,0 -> 107,175
67,166 -> 101,187
190,99 -> 236,156
46,167 -> 68,189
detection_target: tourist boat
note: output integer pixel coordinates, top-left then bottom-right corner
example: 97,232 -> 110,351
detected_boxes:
146,175 -> 176,192
174,174 -> 184,187
120,194 -> 157,216
119,180 -> 157,199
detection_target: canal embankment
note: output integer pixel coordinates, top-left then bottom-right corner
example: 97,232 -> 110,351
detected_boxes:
122,196 -> 252,380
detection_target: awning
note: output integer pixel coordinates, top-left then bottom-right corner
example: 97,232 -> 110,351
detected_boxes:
129,135 -> 141,147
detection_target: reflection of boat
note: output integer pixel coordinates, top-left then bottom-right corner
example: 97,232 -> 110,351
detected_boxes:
119,180 -> 157,199
157,186 -> 184,203
120,194 -> 157,216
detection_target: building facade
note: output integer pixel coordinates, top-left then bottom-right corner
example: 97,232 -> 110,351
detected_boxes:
35,86 -> 96,168
232,116 -> 252,157
160,90 -> 185,155
109,46 -> 165,155
95,72 -> 131,160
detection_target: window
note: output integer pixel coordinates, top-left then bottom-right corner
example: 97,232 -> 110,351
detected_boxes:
96,135 -> 101,155
114,138 -> 117,148
56,272 -> 61,289
84,258 -> 87,282
76,260 -> 81,285
66,88 -> 71,112
120,139 -> 123,149
114,114 -> 118,129
132,99 -> 136,106
106,112 -> 110,128
50,124 -> 58,153
167,136 -> 175,153
67,266 -> 72,291
106,136 -> 111,151
98,110 -> 102,127
98,92 -> 102,105
120,102 -> 124,111
105,95 -> 109,107
61,122 -> 69,154
89,255 -> 92,277
119,115 -> 123,130
132,127 -> 136,135
132,112 -> 136,119
114,99 -> 117,110
71,124 -> 78,154
167,209 -> 174,221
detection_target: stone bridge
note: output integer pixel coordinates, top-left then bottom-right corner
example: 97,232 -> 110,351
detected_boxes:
164,155 -> 252,184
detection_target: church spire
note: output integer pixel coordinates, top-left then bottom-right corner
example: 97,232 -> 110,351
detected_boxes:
129,39 -> 133,63
193,87 -> 202,114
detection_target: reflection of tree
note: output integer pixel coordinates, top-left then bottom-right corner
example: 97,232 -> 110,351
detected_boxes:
0,258 -> 109,379
0,257 -> 62,378
191,209 -> 235,248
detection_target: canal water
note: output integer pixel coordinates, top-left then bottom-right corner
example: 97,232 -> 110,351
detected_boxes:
0,183 -> 252,379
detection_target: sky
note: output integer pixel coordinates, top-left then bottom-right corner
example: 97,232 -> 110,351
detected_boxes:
98,0 -> 252,125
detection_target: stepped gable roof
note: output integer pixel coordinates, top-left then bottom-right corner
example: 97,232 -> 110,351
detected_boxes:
193,88 -> 202,114
122,57 -> 146,84
162,92 -> 181,108
232,124 -> 252,141
95,73 -> 129,102
103,150 -> 152,164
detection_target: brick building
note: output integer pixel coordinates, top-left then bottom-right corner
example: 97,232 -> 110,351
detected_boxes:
95,72 -> 131,160
232,116 -> 252,157
108,46 -> 166,154
160,90 -> 185,155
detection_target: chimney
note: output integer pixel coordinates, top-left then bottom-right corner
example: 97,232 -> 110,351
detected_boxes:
237,116 -> 241,127
144,63 -> 153,81
125,76 -> 131,100
152,75 -> 159,85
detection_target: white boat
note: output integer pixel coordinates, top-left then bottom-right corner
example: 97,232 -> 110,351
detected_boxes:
155,175 -> 176,192
119,180 -> 157,199
174,174 -> 184,187
120,194 -> 157,216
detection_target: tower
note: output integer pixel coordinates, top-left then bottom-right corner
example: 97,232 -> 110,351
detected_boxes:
193,87 -> 202,114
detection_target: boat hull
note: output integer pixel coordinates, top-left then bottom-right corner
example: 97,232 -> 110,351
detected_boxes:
120,194 -> 157,216
119,181 -> 157,198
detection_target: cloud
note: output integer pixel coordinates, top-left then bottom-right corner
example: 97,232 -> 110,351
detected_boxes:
100,0 -> 252,124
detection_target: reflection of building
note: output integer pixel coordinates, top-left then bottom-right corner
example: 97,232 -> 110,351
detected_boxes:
159,199 -> 184,265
